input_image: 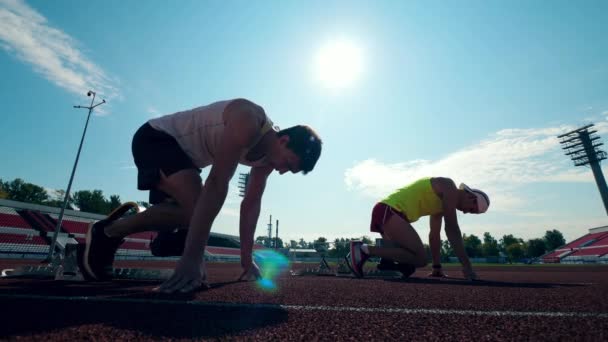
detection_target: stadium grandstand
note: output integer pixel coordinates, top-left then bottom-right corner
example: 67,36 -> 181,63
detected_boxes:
542,225 -> 608,264
0,198 -> 262,262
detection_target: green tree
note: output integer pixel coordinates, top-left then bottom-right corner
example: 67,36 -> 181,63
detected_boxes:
328,238 -> 350,258
500,234 -> 523,252
482,232 -> 499,257
544,229 -> 566,250
108,195 -> 122,213
273,237 -> 284,248
137,201 -> 151,209
505,243 -> 524,263
289,240 -> 298,248
43,189 -> 74,209
440,240 -> 454,262
0,179 -> 8,199
256,236 -> 271,247
463,234 -> 482,258
360,236 -> 373,244
526,238 -> 547,258
298,238 -> 307,249
313,237 -> 329,253
72,190 -> 110,215
423,243 -> 432,262
3,178 -> 49,204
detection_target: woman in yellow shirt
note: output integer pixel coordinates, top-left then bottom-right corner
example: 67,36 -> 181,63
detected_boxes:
349,177 -> 489,280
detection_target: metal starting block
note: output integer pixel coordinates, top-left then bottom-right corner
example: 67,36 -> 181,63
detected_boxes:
1,264 -> 173,281
291,256 -> 404,279
1,242 -> 173,281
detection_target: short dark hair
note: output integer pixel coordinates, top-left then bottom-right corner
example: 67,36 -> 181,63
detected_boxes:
277,125 -> 322,174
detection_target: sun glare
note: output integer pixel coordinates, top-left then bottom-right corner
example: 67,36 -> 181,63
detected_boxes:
315,39 -> 363,89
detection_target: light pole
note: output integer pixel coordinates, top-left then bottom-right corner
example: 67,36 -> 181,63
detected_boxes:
46,90 -> 106,261
558,123 -> 608,215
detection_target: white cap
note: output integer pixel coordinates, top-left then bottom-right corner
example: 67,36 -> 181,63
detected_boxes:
459,183 -> 490,214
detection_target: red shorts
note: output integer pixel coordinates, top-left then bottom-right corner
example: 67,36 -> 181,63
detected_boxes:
370,202 -> 408,234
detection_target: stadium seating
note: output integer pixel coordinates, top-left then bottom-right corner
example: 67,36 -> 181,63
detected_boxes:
0,199 -> 264,261
543,230 -> 608,264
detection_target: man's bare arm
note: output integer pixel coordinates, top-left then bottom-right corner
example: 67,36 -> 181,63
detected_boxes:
239,165 -> 272,269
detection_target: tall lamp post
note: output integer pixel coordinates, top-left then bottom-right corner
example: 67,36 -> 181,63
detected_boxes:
46,90 -> 106,261
558,123 -> 608,215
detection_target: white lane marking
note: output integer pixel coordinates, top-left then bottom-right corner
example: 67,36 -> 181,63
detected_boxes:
1,294 -> 607,319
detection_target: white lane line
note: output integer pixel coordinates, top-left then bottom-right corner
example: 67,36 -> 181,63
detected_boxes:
1,294 -> 607,319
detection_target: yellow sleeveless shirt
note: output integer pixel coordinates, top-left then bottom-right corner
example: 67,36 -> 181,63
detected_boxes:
381,177 -> 443,223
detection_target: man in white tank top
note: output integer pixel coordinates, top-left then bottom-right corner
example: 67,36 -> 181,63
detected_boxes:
81,98 -> 322,293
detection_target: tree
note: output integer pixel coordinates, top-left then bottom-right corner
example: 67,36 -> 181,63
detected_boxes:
544,230 -> 566,250
73,190 -> 110,214
505,243 -> 524,263
423,243 -> 432,262
361,236 -> 373,245
298,238 -> 307,249
526,238 -> 547,258
0,179 -> 8,199
274,237 -> 284,248
328,238 -> 350,258
463,234 -> 482,258
482,232 -> 499,257
440,240 -> 454,262
313,237 -> 329,254
108,195 -> 122,213
43,189 -> 74,209
255,236 -> 271,248
137,201 -> 151,209
499,234 -> 523,252
289,240 -> 298,248
3,178 -> 49,204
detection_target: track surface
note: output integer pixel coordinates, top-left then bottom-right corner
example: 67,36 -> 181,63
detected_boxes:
0,259 -> 607,341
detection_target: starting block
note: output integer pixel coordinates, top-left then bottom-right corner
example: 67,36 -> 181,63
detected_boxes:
291,256 -> 404,279
2,265 -> 173,281
1,202 -> 174,282
1,242 -> 173,281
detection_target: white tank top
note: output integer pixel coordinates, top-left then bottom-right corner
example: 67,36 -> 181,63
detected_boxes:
147,99 -> 275,168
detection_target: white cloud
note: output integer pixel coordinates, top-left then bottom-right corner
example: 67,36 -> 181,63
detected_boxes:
345,124 -> 606,212
0,0 -> 119,100
220,207 -> 239,218
147,107 -> 161,118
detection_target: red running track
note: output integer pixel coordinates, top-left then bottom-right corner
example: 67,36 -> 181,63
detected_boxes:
0,259 -> 607,341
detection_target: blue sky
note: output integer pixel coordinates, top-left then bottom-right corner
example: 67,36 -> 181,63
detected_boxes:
1,0 -> 607,244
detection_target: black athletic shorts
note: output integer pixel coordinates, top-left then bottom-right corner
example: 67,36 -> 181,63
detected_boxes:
131,122 -> 200,203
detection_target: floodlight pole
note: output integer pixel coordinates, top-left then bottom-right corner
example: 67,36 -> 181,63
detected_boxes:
558,124 -> 608,216
581,132 -> 608,215
47,91 -> 106,261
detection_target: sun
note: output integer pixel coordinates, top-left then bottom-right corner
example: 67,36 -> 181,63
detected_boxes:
314,39 -> 363,89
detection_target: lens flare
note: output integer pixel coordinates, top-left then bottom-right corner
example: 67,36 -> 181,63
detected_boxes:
253,249 -> 290,292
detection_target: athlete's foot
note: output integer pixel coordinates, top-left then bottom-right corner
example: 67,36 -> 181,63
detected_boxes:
349,241 -> 370,278
81,220 -> 124,281
377,258 -> 416,278
377,258 -> 399,271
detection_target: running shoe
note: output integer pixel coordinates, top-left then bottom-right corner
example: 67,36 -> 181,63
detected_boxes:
349,241 -> 369,278
81,219 -> 124,281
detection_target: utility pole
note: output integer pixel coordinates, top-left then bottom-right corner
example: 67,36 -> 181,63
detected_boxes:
47,91 -> 105,261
